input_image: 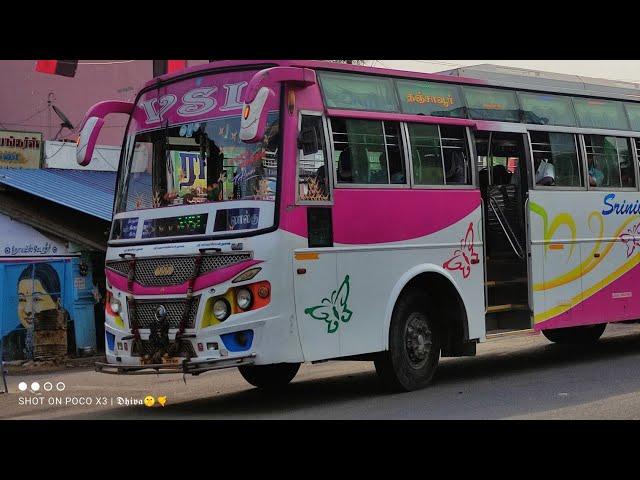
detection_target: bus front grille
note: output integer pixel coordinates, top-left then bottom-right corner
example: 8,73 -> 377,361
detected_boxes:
131,339 -> 196,358
106,252 -> 253,287
127,296 -> 200,330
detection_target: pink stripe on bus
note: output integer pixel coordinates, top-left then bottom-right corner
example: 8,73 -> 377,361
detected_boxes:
105,259 -> 262,295
536,262 -> 640,330
282,189 -> 481,244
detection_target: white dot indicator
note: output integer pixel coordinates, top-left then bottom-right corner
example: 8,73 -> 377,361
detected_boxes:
18,382 -> 27,391
44,382 -> 53,392
56,382 -> 66,392
31,382 -> 40,392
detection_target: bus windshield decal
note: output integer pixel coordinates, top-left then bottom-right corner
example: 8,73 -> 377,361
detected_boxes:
131,70 -> 278,131
214,208 -> 260,232
396,79 -> 465,118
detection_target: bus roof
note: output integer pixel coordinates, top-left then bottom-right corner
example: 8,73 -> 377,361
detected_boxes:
145,60 -> 640,103
437,64 -> 640,102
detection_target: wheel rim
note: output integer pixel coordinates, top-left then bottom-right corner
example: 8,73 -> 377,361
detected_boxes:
404,312 -> 432,369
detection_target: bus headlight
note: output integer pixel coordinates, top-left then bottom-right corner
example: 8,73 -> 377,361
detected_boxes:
236,288 -> 253,310
213,299 -> 231,321
109,297 -> 122,314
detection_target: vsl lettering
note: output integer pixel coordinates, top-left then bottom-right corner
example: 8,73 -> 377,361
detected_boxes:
139,81 -> 248,125
602,193 -> 640,216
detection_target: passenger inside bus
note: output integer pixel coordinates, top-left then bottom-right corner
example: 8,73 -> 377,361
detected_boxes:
337,147 -> 353,182
337,146 -> 369,183
589,163 -> 604,187
492,164 -> 510,185
377,152 -> 406,183
534,156 -> 556,186
444,150 -> 467,184
315,164 -> 328,197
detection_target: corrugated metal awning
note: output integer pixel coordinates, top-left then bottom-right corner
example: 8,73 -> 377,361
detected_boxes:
0,168 -> 116,221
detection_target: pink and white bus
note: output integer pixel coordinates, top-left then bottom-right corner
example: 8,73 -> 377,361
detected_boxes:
77,61 -> 640,391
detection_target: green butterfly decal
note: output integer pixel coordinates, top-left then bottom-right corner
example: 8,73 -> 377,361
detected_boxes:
304,275 -> 353,334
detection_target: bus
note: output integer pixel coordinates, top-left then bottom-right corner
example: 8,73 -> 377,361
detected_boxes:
76,60 -> 640,392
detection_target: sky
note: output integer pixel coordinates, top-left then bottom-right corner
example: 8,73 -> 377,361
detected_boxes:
376,60 -> 640,84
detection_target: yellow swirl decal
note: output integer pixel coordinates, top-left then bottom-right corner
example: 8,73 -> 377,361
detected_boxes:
530,201 -> 640,292
529,202 -> 577,260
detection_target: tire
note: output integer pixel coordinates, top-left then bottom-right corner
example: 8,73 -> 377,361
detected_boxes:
374,289 -> 441,392
238,363 -> 300,389
542,323 -> 607,345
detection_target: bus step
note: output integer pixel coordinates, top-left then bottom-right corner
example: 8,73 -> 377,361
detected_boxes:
486,304 -> 529,314
485,277 -> 527,288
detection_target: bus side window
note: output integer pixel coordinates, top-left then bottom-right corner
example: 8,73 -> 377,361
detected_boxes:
408,124 -> 471,186
530,131 -> 582,187
298,115 -> 330,202
584,135 -> 635,189
329,117 -> 406,185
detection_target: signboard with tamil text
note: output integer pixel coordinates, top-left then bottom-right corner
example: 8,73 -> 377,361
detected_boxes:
0,130 -> 43,169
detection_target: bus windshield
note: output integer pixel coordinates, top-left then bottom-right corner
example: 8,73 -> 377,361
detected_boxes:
116,113 -> 279,213
113,67 -> 282,221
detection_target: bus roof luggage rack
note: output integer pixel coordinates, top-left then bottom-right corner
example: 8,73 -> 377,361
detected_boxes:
95,353 -> 256,376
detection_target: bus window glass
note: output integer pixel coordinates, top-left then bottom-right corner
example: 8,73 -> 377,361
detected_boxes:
573,98 -> 630,130
330,118 -> 405,185
462,86 -> 520,122
298,115 -> 330,201
119,113 -> 280,213
396,80 -> 466,118
625,103 -> 640,131
519,92 -> 577,126
529,132 -> 582,187
584,135 -> 635,188
408,124 -> 471,186
318,72 -> 398,112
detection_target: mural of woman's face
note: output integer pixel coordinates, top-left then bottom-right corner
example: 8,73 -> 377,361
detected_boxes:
18,279 -> 57,329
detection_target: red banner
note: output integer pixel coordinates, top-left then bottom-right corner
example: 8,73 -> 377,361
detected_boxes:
35,60 -> 78,77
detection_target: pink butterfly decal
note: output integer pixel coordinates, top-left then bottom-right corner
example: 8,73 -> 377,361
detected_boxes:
443,222 -> 479,279
619,223 -> 640,258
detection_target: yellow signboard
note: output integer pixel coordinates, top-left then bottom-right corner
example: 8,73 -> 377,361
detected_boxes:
0,130 -> 43,169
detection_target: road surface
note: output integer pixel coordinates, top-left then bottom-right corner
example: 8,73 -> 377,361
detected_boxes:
3,322 -> 640,419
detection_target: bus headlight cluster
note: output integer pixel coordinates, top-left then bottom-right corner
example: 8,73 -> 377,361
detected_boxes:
213,299 -> 231,321
236,288 -> 253,310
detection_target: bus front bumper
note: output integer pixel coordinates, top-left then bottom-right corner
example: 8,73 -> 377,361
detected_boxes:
94,353 -> 256,376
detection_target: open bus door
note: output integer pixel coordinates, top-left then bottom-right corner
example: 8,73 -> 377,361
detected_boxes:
474,126 -> 533,332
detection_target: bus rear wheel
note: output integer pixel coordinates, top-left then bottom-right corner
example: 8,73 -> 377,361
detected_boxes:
542,323 -> 607,345
374,289 -> 441,392
238,363 -> 300,390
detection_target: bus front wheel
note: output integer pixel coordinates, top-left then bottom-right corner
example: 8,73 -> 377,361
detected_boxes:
542,323 -> 607,345
374,289 -> 441,392
238,363 -> 300,390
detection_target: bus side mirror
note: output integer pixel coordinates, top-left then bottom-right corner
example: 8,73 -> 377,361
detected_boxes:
76,100 -> 134,166
240,67 -> 317,143
77,117 -> 104,166
239,87 -> 274,143
298,127 -> 318,155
